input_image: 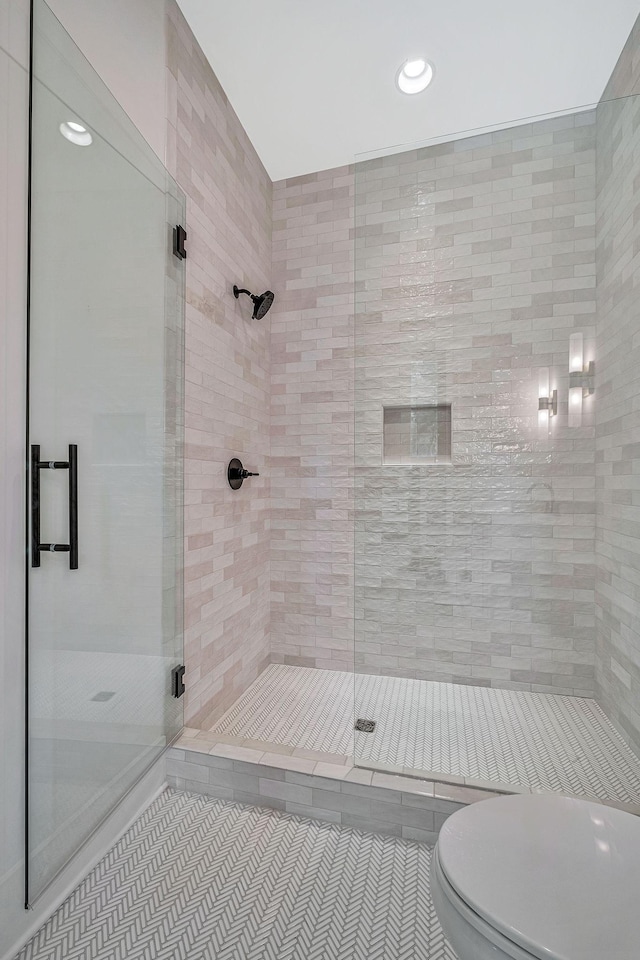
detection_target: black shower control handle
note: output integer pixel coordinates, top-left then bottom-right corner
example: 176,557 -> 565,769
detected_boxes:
227,458 -> 259,490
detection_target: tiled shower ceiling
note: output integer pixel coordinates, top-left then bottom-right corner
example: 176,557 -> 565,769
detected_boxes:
176,0 -> 639,179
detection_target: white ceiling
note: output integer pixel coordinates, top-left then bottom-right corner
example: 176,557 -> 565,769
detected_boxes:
177,0 -> 640,182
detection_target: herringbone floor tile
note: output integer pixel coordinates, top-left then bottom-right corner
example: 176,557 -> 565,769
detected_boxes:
16,790 -> 457,960
211,664 -> 640,802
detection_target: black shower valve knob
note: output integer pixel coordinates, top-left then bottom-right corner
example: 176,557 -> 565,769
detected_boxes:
227,458 -> 259,490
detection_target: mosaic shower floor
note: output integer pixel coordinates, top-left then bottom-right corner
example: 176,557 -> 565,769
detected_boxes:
210,664 -> 640,805
17,789 -> 455,960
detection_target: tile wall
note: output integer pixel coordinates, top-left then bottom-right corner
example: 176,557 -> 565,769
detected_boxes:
166,2 -> 272,727
271,115 -> 598,695
595,20 -> 640,756
353,115 -> 597,693
270,167 -> 355,670
601,12 -> 640,100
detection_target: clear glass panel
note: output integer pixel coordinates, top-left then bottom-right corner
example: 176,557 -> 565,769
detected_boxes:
27,0 -> 185,901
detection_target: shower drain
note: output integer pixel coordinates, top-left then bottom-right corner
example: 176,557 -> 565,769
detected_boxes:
355,718 -> 376,733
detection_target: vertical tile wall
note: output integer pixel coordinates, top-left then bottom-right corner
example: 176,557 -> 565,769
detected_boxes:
272,113 -> 598,695
270,168 -> 355,669
166,2 -> 272,727
595,13 -> 640,756
354,116 -> 597,694
600,13 -> 640,100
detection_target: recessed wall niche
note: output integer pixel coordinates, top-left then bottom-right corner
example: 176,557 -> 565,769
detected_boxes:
383,405 -> 452,464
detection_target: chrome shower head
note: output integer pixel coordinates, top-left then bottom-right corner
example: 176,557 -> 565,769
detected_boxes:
233,285 -> 275,319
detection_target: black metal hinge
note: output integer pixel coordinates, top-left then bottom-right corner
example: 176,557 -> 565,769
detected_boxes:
173,224 -> 187,260
171,665 -> 186,698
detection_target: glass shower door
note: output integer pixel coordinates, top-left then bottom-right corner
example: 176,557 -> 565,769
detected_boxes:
26,0 -> 185,903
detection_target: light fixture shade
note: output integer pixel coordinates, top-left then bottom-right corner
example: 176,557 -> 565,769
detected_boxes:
538,367 -> 550,399
568,331 -> 590,427
538,409 -> 549,433
538,367 -> 550,435
569,332 -> 584,374
568,386 -> 583,428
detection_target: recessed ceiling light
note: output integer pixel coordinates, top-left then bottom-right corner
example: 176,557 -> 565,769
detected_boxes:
59,120 -> 93,146
396,58 -> 434,95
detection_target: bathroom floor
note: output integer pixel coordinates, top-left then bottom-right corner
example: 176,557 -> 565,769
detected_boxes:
32,648 -> 169,730
210,664 -> 640,805
16,788 -> 456,960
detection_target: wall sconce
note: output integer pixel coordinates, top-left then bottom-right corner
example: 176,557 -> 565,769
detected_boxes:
568,332 -> 595,428
538,367 -> 557,434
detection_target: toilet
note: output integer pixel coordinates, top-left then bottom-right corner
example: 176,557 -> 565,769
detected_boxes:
430,793 -> 640,960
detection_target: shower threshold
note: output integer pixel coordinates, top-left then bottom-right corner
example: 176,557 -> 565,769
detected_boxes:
202,664 -> 640,809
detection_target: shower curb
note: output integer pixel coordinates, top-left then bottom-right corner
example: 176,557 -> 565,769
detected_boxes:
167,731 -> 640,837
166,735 -> 506,842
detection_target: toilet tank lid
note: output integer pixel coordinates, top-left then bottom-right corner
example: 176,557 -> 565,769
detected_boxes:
437,793 -> 640,960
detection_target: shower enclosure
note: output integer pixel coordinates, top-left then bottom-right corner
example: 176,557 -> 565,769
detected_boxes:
26,0 -> 185,903
193,95 -> 640,817
352,98 -> 640,804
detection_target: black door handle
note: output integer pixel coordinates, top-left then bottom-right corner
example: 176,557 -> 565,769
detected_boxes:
69,444 -> 78,569
31,444 -> 78,569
